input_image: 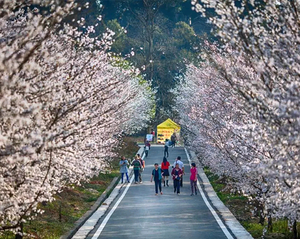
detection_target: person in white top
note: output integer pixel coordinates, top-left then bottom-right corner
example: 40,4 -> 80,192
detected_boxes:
173,156 -> 184,187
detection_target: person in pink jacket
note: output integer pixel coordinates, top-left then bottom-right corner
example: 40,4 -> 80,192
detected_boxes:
190,162 -> 198,196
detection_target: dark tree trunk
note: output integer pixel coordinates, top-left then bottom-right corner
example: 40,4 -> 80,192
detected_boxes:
267,215 -> 272,232
293,220 -> 297,239
59,202 -> 62,222
259,209 -> 264,225
259,215 -> 264,225
15,223 -> 23,239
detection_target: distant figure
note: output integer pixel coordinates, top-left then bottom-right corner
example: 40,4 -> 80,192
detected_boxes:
171,163 -> 182,195
190,162 -> 198,196
131,155 -> 142,184
150,163 -> 163,195
119,156 -> 130,183
145,140 -> 151,150
151,130 -> 155,142
161,157 -> 170,187
171,133 -> 177,148
138,154 -> 145,183
144,145 -> 150,157
164,139 -> 169,157
173,156 -> 184,187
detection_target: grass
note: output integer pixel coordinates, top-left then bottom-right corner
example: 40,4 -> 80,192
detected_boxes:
241,220 -> 300,239
1,172 -> 118,239
1,137 -> 139,239
241,222 -> 265,238
203,167 -> 300,239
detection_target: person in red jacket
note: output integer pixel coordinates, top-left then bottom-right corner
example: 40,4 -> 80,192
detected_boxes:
171,163 -> 183,195
161,157 -> 170,187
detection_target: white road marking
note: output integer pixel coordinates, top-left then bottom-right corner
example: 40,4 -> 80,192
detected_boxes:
184,148 -> 234,239
91,154 -> 145,239
91,174 -> 134,239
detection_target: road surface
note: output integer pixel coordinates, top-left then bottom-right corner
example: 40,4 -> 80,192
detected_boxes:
86,146 -> 234,239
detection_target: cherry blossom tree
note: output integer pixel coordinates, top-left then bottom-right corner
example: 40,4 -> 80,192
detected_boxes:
181,0 -> 300,233
0,0 -> 154,234
176,43 -> 300,234
174,48 -> 276,224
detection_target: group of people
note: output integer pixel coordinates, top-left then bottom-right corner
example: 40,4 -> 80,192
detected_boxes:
151,156 -> 197,196
120,154 -> 198,196
119,154 -> 145,184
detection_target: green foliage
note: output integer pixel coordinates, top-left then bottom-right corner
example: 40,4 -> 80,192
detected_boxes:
241,222 -> 265,238
106,19 -> 128,53
242,220 -> 300,239
96,0 -> 210,123
110,56 -> 133,70
62,0 -> 213,122
173,21 -> 197,47
204,168 -> 300,239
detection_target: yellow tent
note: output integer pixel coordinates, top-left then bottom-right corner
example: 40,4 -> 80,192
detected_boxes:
157,118 -> 181,143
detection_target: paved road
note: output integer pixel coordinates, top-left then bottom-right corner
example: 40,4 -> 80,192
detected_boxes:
87,146 -> 231,239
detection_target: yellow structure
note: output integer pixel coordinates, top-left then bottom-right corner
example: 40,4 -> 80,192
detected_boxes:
157,118 -> 181,144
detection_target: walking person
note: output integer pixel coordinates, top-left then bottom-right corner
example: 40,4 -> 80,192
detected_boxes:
151,130 -> 155,142
145,140 -> 151,150
131,155 -> 142,184
173,156 -> 184,187
150,163 -> 163,195
171,133 -> 177,148
171,163 -> 182,195
119,156 -> 130,183
164,139 -> 169,157
161,157 -> 170,187
144,145 -> 150,157
190,162 -> 198,196
138,154 -> 145,183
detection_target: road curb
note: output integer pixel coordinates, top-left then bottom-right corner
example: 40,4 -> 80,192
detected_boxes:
188,150 -> 253,239
62,146 -> 145,239
60,176 -> 120,239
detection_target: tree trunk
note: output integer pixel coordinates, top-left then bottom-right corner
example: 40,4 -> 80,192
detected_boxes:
266,209 -> 272,232
59,202 -> 62,222
149,35 -> 154,82
15,223 -> 23,239
267,215 -> 273,232
259,209 -> 265,225
293,220 -> 297,239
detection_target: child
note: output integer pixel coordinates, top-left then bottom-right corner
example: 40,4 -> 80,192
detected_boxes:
150,163 -> 163,195
190,162 -> 198,196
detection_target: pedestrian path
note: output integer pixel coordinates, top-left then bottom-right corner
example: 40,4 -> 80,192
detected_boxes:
73,146 -> 251,239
